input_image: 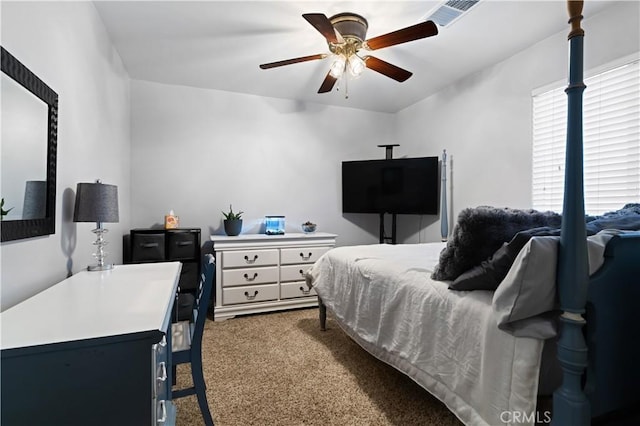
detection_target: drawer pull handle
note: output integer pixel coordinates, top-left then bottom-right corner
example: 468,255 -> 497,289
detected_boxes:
299,286 -> 311,296
157,361 -> 168,382
244,254 -> 259,264
244,290 -> 259,300
140,242 -> 159,248
176,241 -> 193,246
299,269 -> 305,276
300,252 -> 313,261
243,272 -> 258,281
158,400 -> 168,423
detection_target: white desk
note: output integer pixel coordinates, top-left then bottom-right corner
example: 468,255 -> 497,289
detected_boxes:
1,262 -> 181,425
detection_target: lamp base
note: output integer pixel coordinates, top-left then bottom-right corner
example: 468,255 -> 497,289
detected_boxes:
87,263 -> 114,272
86,223 -> 113,272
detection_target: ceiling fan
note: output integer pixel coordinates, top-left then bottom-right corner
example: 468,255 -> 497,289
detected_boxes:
259,13 -> 438,95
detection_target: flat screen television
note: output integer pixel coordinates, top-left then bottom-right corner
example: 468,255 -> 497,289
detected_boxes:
342,157 -> 439,215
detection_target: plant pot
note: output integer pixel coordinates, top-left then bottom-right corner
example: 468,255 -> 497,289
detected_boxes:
224,219 -> 242,236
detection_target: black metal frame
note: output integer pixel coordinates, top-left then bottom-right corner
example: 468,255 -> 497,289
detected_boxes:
1,46 -> 58,242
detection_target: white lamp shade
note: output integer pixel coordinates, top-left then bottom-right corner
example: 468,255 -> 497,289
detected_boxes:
348,54 -> 365,77
330,56 -> 346,78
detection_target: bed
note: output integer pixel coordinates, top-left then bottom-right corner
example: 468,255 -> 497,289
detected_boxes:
307,228 -> 640,425
306,3 -> 640,425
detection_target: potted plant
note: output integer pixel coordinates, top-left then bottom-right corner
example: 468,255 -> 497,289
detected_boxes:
222,204 -> 243,236
1,198 -> 13,220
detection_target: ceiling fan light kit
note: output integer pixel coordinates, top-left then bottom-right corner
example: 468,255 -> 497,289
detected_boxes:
259,12 -> 438,96
326,13 -> 368,80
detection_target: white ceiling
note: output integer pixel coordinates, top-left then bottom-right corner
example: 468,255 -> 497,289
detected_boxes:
93,0 -> 616,113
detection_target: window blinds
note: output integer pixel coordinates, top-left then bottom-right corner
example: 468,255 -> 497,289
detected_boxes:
532,59 -> 640,215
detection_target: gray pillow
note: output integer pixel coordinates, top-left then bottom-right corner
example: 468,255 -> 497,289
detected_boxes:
493,230 -> 618,339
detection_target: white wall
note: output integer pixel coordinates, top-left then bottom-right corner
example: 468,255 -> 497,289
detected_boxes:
131,2 -> 639,248
130,80 -> 395,248
396,1 -> 640,243
0,2 -> 131,311
2,1 -> 637,311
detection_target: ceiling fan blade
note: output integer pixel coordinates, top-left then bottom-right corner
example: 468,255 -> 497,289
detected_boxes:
364,56 -> 412,82
318,72 -> 338,93
259,54 -> 327,69
364,20 -> 438,50
302,13 -> 340,44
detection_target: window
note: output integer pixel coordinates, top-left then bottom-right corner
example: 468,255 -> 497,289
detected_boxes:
532,56 -> 640,215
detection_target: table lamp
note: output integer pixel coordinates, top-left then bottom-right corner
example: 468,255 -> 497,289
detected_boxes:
73,179 -> 119,271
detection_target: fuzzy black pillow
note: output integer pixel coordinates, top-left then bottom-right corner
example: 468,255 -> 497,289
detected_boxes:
449,226 -> 562,291
431,206 -> 562,282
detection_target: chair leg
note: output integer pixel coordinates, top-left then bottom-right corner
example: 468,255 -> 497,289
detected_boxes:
191,352 -> 214,426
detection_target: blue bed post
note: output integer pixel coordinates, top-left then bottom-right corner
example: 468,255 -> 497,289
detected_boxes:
552,1 -> 590,425
440,149 -> 448,242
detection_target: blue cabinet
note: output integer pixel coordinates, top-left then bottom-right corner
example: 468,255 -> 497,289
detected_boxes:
0,263 -> 181,425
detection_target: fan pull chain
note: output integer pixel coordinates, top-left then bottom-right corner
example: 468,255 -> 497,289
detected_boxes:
344,60 -> 349,99
344,76 -> 349,99
334,60 -> 349,99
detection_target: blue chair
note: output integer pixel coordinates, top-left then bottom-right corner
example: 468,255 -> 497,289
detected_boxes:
172,253 -> 215,425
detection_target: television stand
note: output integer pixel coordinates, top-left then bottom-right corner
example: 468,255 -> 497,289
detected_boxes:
379,212 -> 397,244
376,144 -> 400,244
377,144 -> 400,160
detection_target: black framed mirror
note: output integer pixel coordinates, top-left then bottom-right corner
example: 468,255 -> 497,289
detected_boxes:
1,46 -> 58,242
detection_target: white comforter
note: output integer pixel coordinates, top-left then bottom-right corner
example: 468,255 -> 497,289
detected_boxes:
306,243 -> 543,426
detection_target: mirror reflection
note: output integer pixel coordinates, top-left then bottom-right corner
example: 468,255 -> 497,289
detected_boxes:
1,72 -> 49,220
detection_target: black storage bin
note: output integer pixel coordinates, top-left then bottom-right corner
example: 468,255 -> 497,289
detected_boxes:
178,261 -> 199,292
127,228 -> 202,322
131,233 -> 165,262
167,231 -> 199,261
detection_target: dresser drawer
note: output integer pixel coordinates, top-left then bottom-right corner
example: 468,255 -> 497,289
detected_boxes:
222,283 -> 279,305
280,264 -> 312,283
281,281 -> 316,299
280,247 -> 330,265
222,266 -> 278,287
223,249 -> 278,268
155,398 -> 176,425
152,336 -> 169,400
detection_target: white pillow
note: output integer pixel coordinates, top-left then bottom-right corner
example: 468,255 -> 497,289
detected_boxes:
492,230 -> 618,339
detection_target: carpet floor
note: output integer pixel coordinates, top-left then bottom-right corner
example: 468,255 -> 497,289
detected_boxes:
174,307 -> 463,426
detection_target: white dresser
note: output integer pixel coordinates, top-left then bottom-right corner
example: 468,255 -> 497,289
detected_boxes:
210,232 -> 337,320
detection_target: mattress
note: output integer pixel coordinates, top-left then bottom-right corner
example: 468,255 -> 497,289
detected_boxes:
306,242 -> 545,426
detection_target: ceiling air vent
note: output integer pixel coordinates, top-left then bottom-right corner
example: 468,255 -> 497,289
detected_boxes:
427,0 -> 480,27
